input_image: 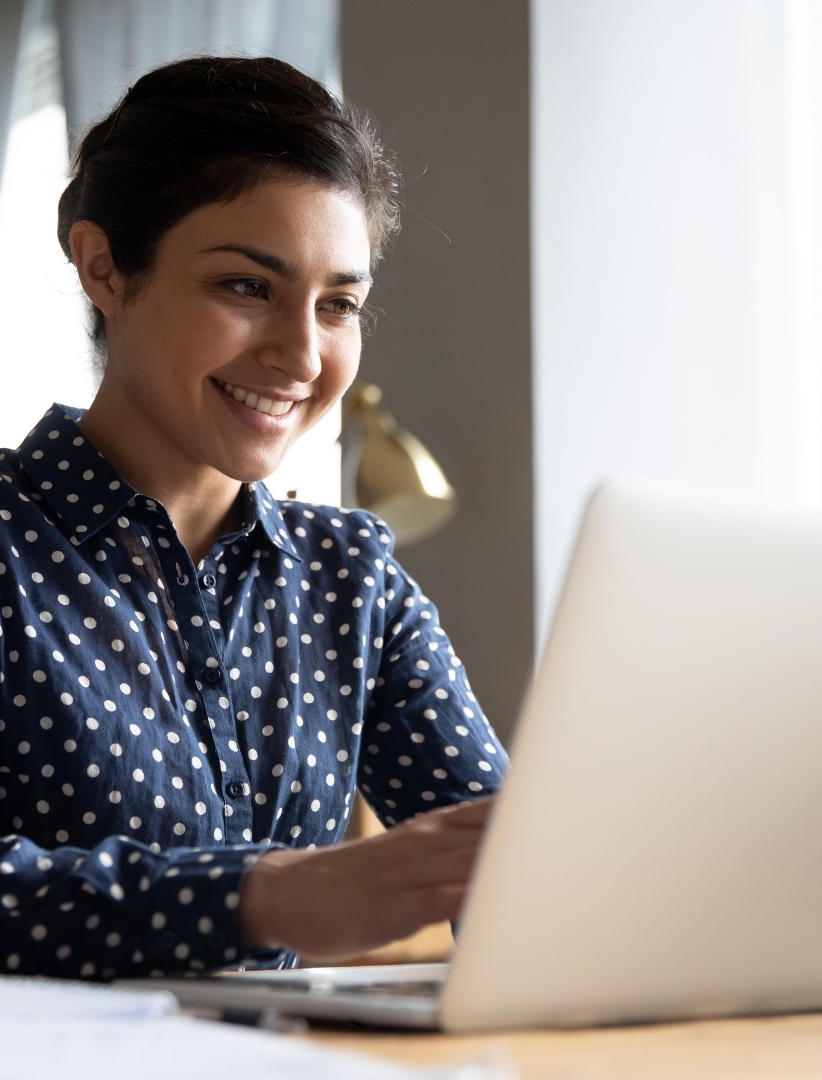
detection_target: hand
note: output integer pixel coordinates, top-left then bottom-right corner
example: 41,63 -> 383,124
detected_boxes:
238,797 -> 494,962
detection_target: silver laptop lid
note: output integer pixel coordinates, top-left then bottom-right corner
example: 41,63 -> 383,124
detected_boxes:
443,478 -> 822,1031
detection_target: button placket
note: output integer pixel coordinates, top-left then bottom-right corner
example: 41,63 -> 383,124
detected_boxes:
156,544 -> 253,843
196,560 -> 253,838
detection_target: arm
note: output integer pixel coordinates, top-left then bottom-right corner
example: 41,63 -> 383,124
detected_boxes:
238,533 -> 508,963
0,832 -> 278,978
359,547 -> 509,822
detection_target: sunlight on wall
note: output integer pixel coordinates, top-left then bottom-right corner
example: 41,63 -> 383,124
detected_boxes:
531,0 -> 822,649
0,102 -> 94,451
264,404 -> 342,507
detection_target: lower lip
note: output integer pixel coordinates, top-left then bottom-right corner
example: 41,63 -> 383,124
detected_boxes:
213,381 -> 301,435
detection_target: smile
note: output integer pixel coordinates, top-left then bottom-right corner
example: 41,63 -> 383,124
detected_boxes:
213,378 -> 297,417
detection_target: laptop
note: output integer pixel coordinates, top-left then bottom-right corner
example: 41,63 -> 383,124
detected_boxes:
118,477 -> 822,1032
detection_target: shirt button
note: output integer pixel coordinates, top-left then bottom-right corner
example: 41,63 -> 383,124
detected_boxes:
226,780 -> 245,799
201,574 -> 216,589
203,668 -> 222,684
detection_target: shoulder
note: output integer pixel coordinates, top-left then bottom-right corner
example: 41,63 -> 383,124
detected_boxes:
278,502 -> 396,565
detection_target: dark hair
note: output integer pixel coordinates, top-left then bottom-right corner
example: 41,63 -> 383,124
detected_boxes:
57,56 -> 400,365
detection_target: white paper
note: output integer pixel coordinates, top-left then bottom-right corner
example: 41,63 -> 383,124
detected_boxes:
0,974 -> 177,1022
0,977 -> 515,1080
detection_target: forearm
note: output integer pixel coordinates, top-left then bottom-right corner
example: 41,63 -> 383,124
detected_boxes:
1,833 -> 282,978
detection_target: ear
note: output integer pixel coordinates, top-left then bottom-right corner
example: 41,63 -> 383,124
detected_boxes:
69,221 -> 124,318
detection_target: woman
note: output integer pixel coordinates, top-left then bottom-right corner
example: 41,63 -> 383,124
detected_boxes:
0,56 -> 506,979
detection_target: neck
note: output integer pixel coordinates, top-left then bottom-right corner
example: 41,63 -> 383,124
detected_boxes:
78,379 -> 243,564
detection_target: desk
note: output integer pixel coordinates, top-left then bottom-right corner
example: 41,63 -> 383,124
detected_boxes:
305,1012 -> 822,1079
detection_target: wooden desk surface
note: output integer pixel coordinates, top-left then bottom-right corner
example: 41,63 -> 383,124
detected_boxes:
304,1012 -> 822,1079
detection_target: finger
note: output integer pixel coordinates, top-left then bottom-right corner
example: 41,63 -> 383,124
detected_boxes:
378,808 -> 491,862
419,795 -> 496,829
370,819 -> 486,866
411,882 -> 469,924
373,835 -> 484,890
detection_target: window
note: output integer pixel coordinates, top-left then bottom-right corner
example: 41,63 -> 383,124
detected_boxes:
0,14 -> 92,451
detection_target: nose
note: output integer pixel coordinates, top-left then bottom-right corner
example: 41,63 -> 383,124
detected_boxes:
256,302 -> 322,385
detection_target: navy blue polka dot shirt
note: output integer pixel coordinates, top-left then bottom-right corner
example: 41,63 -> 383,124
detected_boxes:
0,405 -> 508,979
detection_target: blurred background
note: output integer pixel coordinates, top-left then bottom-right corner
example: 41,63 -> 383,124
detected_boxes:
3,0 -> 822,752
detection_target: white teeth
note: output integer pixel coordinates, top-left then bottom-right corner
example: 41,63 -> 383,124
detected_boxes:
217,379 -> 295,417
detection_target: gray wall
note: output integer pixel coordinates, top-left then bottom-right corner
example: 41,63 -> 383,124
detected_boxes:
342,0 -> 533,744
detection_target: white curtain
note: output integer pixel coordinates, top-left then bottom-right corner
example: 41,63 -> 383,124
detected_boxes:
55,0 -> 340,141
0,0 -> 25,184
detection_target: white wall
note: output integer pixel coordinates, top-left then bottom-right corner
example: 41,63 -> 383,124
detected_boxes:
532,0 -> 822,646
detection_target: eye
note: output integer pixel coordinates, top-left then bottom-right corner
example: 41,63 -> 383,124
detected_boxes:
222,278 -> 268,300
323,298 -> 361,318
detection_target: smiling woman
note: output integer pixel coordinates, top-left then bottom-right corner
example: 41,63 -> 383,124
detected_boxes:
0,56 -> 507,981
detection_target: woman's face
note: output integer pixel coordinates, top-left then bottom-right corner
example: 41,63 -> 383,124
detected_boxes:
96,179 -> 372,482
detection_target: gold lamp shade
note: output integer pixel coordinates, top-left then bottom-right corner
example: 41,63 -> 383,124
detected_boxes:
343,382 -> 457,547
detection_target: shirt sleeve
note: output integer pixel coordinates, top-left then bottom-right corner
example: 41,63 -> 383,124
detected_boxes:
359,534 -> 509,826
0,833 -> 294,979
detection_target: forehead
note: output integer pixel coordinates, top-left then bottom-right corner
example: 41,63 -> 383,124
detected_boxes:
164,179 -> 372,269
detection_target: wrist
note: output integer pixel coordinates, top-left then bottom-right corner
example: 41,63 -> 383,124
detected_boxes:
238,847 -> 306,950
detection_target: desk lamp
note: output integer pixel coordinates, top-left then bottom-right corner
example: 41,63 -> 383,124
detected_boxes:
342,381 -> 456,547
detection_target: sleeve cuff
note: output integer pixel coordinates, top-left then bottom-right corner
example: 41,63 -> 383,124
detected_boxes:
144,845 -> 261,974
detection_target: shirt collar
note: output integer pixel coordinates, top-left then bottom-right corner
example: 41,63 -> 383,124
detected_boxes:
241,481 -> 301,559
19,404 -> 138,546
18,404 -> 301,560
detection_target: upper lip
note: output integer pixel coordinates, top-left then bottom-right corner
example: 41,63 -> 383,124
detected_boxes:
213,377 -> 307,402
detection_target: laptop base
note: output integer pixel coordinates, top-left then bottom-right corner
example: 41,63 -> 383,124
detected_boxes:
115,963 -> 447,1030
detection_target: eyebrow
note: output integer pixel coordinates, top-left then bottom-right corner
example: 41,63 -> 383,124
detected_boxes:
200,244 -> 373,288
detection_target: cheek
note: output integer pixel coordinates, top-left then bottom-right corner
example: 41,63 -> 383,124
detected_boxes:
132,295 -> 256,378
321,332 -> 361,394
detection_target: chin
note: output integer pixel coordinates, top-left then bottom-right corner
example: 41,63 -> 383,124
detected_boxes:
212,452 -> 287,485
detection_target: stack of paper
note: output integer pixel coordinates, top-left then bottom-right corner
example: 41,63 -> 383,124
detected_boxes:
0,976 -> 514,1080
